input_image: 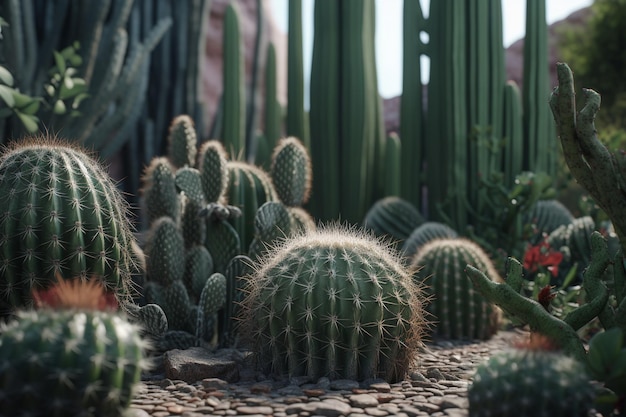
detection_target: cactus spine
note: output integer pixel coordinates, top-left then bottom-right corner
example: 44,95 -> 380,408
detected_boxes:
0,137 -> 140,317
411,238 -> 502,340
241,225 -> 426,382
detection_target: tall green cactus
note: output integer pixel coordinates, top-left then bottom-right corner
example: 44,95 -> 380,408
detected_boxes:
0,136 -> 140,317
411,238 -> 502,340
221,2 -> 246,159
262,42 -> 281,164
309,0 -> 384,224
240,225 -> 427,382
286,0 -> 309,149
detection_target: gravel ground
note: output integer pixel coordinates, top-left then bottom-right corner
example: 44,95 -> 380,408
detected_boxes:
128,329 -> 533,417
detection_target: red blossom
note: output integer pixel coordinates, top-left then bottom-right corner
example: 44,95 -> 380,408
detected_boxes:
523,240 -> 563,277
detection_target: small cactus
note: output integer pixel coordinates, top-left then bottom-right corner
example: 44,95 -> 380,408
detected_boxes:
468,341 -> 595,417
240,225 -> 427,382
363,196 -> 425,248
524,199 -> 574,243
411,238 -> 502,340
0,136 -> 141,318
0,278 -> 152,417
270,136 -> 312,207
167,114 -> 198,169
401,221 -> 459,259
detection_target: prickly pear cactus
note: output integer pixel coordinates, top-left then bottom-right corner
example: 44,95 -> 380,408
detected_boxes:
363,196 -> 425,248
0,278 -> 152,417
0,137 -> 140,318
240,225 -> 427,382
270,136 -> 312,207
411,238 -> 501,340
468,347 -> 595,417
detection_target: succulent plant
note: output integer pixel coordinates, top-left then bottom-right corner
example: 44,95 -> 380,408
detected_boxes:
363,196 -> 425,248
411,238 -> 502,340
524,199 -> 574,243
0,278 -> 152,417
401,221 -> 459,260
0,136 -> 141,318
270,136 -> 312,207
240,225 -> 427,382
468,345 -> 595,417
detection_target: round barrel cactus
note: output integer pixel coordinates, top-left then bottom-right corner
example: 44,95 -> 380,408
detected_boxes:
468,347 -> 595,417
240,225 -> 427,382
363,196 -> 424,247
0,137 -> 140,317
524,199 -> 574,243
401,221 -> 459,259
411,238 -> 501,340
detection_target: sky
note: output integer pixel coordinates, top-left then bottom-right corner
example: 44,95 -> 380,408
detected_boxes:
270,0 -> 594,99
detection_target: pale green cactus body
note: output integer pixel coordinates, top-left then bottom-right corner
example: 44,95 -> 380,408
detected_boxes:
270,137 -> 312,207
241,226 -> 426,382
141,157 -> 180,224
0,138 -> 140,317
411,238 -> 501,340
175,167 -> 204,205
0,309 -> 151,416
145,217 -> 185,286
468,348 -> 595,417
401,222 -> 459,259
198,140 -> 230,204
167,115 -> 198,169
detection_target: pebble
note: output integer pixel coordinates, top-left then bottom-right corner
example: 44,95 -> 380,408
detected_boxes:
131,330 -> 596,417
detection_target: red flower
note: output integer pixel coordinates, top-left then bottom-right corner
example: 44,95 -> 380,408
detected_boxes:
523,240 -> 563,277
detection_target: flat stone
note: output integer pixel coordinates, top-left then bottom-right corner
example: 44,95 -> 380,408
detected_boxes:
164,348 -> 240,383
201,377 -> 230,390
235,405 -> 274,415
349,394 -> 379,408
309,398 -> 353,417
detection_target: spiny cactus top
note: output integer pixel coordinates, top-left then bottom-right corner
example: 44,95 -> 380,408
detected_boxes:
0,136 -> 140,316
240,225 -> 427,382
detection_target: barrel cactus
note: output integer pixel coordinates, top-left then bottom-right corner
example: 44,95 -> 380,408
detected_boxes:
411,238 -> 502,340
401,221 -> 459,259
468,344 -> 595,417
0,136 -> 140,318
524,199 -> 574,243
363,196 -> 425,248
240,225 -> 427,382
0,278 -> 152,417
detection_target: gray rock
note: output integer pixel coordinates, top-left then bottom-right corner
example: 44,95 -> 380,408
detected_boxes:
164,347 -> 240,383
309,398 -> 353,417
349,393 -> 379,408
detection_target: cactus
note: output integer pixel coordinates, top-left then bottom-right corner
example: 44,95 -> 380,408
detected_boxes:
263,42 -> 282,164
401,222 -> 459,259
198,139 -> 230,204
411,238 -> 502,340
363,196 -> 425,248
167,115 -> 198,169
0,278 -> 152,417
286,0 -> 309,149
240,225 -> 427,382
0,137 -> 140,318
524,199 -> 574,243
141,157 -> 181,225
468,347 -> 595,417
270,137 -> 312,207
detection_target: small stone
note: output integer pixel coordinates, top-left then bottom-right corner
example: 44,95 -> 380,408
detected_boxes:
235,405 -> 274,415
425,368 -> 446,381
369,382 -> 391,393
363,407 -> 389,416
164,347 -> 239,383
250,382 -> 273,394
309,398 -> 353,417
403,403 -> 440,414
167,404 -> 187,414
330,379 -> 360,391
303,388 -> 325,397
201,378 -> 230,391
125,409 -> 153,417
409,371 -> 429,382
440,396 -> 468,410
349,394 -> 379,408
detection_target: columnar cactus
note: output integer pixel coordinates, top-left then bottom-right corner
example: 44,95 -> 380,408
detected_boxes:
468,346 -> 595,417
0,136 -> 140,317
411,238 -> 502,340
0,278 -> 152,417
363,196 -> 425,248
240,225 -> 427,382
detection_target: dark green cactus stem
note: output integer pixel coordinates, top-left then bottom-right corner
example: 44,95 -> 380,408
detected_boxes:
502,81 -> 524,187
241,226 -> 426,382
466,231 -> 614,363
196,272 -> 227,340
126,302 -> 168,338
218,255 -> 254,347
263,42 -> 281,162
384,133 -> 402,197
245,0 -> 264,162
270,137 -> 312,207
550,62 -> 626,256
198,140 -> 230,204
167,115 -> 198,169
523,0 -> 555,175
0,309 -> 151,416
468,348 -> 595,417
524,199 -> 574,242
145,217 -> 185,286
401,222 -> 459,259
363,196 -> 424,249
221,3 -> 246,158
0,138 -> 140,317
141,157 -> 180,224
248,201 -> 293,261
205,218 -> 241,274
286,0 -> 309,149
184,245 -> 214,299
400,0 -> 425,211
162,279 -> 192,332
176,168 -> 204,206
411,238 -> 502,340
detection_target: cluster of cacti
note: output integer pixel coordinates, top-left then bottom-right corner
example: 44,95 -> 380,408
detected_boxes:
0,278 -> 152,417
524,199 -> 575,243
0,136 -> 141,318
410,238 -> 502,340
363,196 -> 425,249
240,225 -> 427,382
468,342 -> 595,417
140,116 -> 316,349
